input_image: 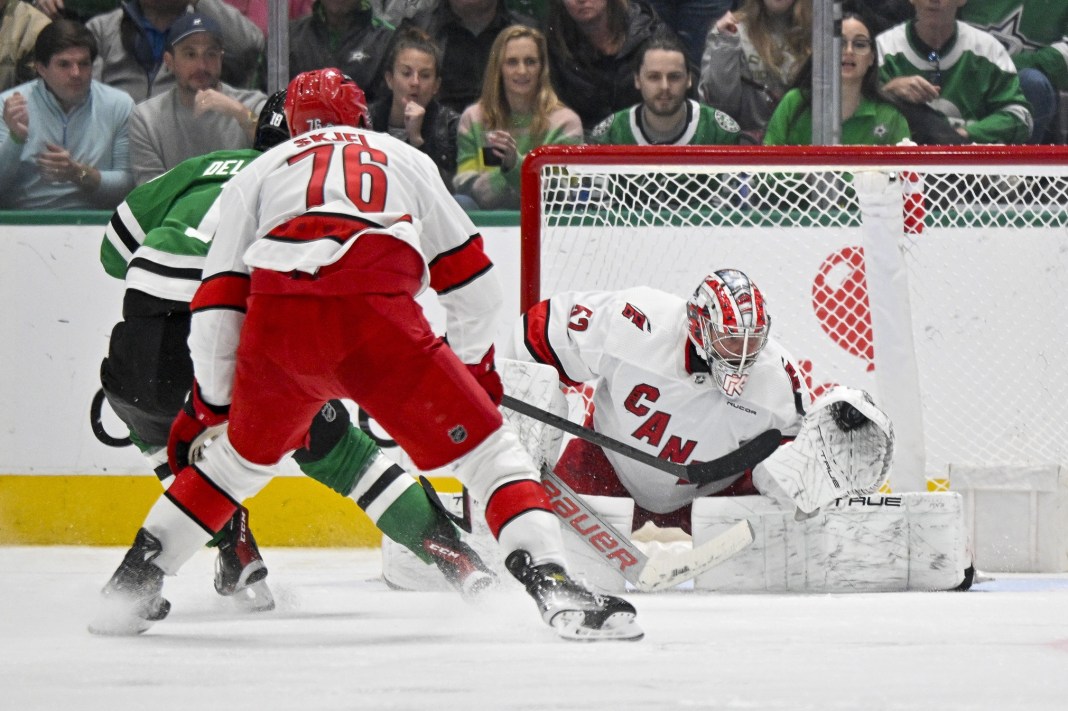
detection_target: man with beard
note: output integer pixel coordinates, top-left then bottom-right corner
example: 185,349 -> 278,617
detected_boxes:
87,0 -> 263,104
589,30 -> 744,145
128,14 -> 266,184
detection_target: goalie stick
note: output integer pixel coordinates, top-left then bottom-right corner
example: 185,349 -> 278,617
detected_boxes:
542,464 -> 755,592
502,394 -> 782,486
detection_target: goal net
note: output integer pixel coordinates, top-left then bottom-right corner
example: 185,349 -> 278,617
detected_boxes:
519,144 -> 1068,491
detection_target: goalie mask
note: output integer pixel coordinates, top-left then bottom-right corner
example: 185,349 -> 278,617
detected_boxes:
687,269 -> 771,395
283,67 -> 370,136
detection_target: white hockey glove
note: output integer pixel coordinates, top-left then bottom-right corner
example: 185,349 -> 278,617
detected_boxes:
756,387 -> 894,517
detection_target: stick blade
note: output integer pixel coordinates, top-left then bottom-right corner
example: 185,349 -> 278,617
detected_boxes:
635,520 -> 755,592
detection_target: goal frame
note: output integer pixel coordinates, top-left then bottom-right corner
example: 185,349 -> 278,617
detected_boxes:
517,143 -> 1068,490
518,144 -> 1068,310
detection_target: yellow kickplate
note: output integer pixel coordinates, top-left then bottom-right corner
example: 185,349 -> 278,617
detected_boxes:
0,474 -> 460,546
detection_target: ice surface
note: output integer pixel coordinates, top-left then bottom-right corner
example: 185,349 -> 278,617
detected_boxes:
2,546 -> 1067,710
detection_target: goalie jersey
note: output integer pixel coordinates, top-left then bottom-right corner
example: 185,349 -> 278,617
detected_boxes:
512,286 -> 811,514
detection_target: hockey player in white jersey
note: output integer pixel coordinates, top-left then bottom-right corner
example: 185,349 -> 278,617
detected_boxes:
92,68 -> 641,642
509,268 -> 893,533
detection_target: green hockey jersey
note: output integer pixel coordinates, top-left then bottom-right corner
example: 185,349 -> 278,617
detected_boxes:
588,100 -> 743,145
100,149 -> 259,304
960,0 -> 1068,90
878,20 -> 1033,143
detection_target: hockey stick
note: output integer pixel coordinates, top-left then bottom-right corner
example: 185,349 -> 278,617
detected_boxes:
542,465 -> 755,592
502,394 -> 782,486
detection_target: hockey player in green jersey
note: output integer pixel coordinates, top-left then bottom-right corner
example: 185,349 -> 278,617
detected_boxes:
588,30 -> 745,146
960,0 -> 1067,142
94,92 -> 496,631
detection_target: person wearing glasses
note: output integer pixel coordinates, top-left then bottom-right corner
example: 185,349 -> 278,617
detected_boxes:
876,0 -> 1031,144
128,14 -> 266,185
763,10 -> 909,145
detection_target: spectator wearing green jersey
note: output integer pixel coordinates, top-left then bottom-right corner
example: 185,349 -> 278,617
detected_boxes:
764,11 -> 910,145
960,0 -> 1067,143
590,29 -> 744,145
877,0 -> 1032,144
454,24 -> 582,210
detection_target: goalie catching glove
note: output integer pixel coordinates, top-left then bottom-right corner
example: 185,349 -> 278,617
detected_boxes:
756,386 -> 894,516
167,381 -> 230,474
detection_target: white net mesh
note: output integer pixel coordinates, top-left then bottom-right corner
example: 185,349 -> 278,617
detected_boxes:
522,145 -> 1068,485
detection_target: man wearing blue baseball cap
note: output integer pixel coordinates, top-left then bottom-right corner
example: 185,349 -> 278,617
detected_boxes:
86,0 -> 263,104
128,12 -> 267,184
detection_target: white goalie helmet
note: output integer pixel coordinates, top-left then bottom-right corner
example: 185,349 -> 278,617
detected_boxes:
686,269 -> 771,394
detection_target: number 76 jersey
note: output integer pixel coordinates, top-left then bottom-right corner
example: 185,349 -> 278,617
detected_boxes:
194,125 -> 500,406
206,125 -> 483,291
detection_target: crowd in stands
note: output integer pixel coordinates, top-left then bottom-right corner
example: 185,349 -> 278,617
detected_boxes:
0,0 -> 1064,211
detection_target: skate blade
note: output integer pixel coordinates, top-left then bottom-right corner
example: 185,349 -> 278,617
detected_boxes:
550,610 -> 644,642
88,595 -> 170,636
229,579 -> 276,613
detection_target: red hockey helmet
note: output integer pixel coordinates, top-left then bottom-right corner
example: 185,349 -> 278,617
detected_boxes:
283,68 -> 369,136
687,269 -> 771,394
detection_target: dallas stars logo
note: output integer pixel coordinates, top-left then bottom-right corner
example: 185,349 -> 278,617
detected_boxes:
971,8 -> 1042,55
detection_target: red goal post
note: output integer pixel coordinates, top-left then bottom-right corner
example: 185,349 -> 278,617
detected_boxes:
518,144 -> 1068,492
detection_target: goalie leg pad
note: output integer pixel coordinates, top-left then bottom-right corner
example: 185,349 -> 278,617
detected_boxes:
555,494 -> 636,594
691,492 -> 968,592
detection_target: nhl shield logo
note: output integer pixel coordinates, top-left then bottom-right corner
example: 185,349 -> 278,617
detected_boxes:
448,425 -> 468,444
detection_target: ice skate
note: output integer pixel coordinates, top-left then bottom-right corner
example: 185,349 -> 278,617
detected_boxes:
423,528 -> 498,600
215,506 -> 275,612
88,528 -> 171,636
505,550 -> 643,642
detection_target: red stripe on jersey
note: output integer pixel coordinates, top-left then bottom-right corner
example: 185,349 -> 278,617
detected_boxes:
266,213 -> 387,243
191,273 -> 250,313
522,300 -> 582,388
781,358 -> 807,417
164,465 -> 239,533
483,479 -> 553,539
428,235 -> 492,295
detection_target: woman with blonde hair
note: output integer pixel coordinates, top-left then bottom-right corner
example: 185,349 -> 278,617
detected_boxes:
454,24 -> 582,210
699,0 -> 812,141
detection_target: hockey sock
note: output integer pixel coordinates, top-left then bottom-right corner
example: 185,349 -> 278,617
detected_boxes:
293,406 -> 450,564
293,420 -> 379,497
